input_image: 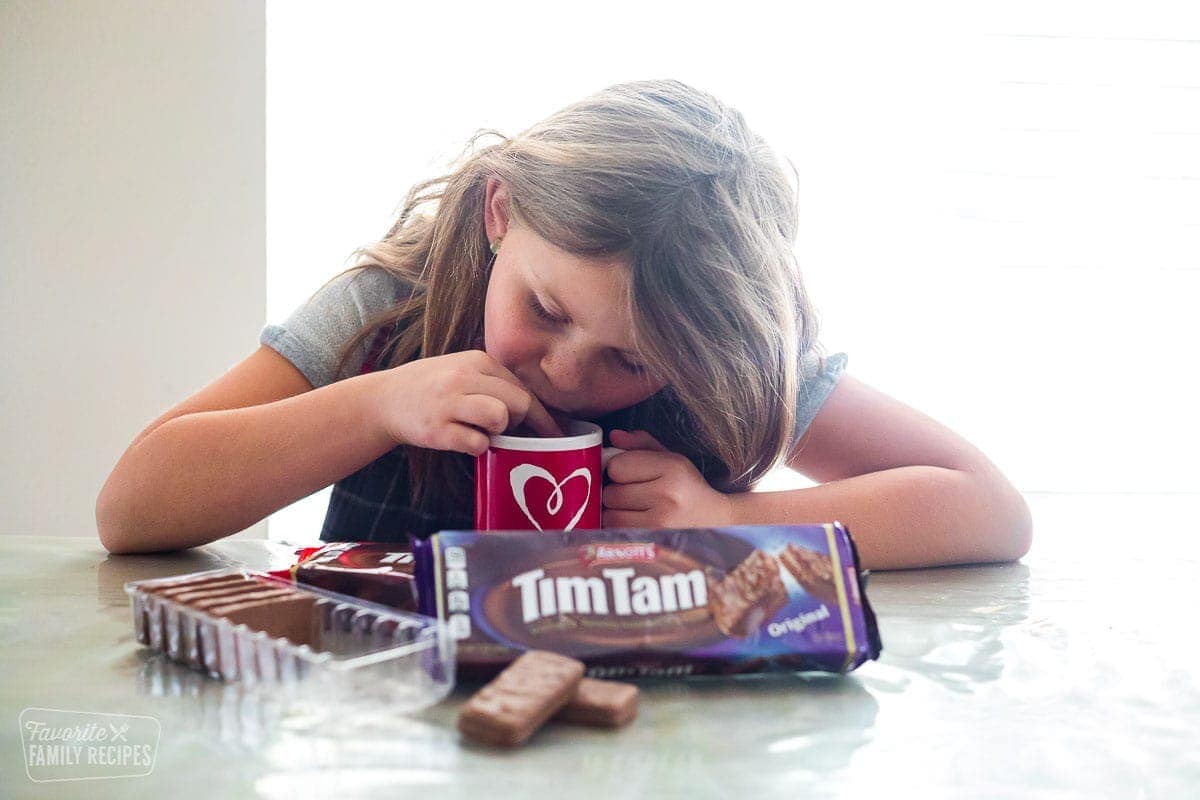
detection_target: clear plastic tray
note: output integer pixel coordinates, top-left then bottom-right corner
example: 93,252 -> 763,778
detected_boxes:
125,568 -> 455,713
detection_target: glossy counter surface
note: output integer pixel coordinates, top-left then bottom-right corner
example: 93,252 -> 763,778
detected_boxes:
2,493 -> 1197,798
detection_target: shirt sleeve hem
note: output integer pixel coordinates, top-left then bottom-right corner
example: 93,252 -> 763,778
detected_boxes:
792,351 -> 849,443
260,324 -> 332,389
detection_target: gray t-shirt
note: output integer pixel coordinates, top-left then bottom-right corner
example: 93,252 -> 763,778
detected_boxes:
261,265 -> 848,442
260,267 -> 414,388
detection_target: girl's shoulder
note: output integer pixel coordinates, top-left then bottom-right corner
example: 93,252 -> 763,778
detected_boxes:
262,266 -> 419,388
339,265 -> 418,310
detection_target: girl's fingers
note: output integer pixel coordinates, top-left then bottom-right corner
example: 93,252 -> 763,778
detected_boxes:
521,402 -> 564,436
602,508 -> 650,530
455,393 -> 512,435
602,481 -> 654,511
468,372 -> 562,436
610,429 -> 668,452
445,420 -> 491,457
604,450 -> 669,485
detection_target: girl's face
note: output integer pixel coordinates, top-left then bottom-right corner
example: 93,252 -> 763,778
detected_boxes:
482,179 -> 668,423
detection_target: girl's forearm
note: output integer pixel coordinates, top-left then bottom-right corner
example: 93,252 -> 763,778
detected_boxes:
95,371 -> 396,554
729,466 -> 1032,571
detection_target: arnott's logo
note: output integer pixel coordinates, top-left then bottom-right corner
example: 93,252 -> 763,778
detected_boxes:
512,566 -> 706,623
580,543 -> 657,566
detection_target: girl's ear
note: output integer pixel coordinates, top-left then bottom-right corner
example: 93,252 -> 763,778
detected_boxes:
484,176 -> 511,241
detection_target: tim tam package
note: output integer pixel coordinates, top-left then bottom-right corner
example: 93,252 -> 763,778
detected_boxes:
269,542 -> 419,613
413,524 -> 881,680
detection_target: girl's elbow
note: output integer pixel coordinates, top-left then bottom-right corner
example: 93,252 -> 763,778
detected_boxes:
1018,491 -> 1033,545
95,498 -> 135,555
1002,494 -> 1034,562
95,491 -> 154,555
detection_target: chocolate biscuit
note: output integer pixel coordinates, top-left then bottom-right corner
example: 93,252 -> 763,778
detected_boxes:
706,549 -> 788,638
138,574 -> 256,643
187,588 -> 298,613
458,650 -> 585,748
150,575 -> 256,599
152,579 -> 270,648
778,543 -> 838,607
165,580 -> 273,606
176,587 -> 301,667
208,593 -> 318,647
554,678 -> 639,728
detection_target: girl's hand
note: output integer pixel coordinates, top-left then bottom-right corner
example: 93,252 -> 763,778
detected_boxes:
370,350 -> 562,456
602,429 -> 735,529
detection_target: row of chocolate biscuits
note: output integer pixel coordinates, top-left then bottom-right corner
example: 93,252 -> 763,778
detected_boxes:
707,543 -> 838,638
136,572 -> 317,675
459,651 -> 639,748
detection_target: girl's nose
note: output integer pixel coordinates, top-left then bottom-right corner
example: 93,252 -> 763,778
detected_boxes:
540,345 -> 587,396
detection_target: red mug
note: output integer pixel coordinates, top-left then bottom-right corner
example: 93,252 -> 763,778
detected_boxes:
474,420 -> 623,532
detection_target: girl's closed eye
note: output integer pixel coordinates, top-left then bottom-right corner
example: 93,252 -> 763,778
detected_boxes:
527,295 -> 646,376
614,353 -> 646,376
528,294 -> 566,327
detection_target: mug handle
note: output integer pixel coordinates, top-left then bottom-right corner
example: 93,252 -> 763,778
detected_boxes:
601,446 -> 625,473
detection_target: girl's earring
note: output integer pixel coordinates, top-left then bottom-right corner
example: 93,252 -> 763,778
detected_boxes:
490,237 -> 503,256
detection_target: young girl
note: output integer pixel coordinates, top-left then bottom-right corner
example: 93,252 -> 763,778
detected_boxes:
97,79 -> 1031,570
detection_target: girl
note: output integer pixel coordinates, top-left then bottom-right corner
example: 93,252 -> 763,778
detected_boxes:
96,79 -> 1031,570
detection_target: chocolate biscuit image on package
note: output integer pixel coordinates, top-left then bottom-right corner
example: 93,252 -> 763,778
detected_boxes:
705,549 -> 790,638
778,542 -> 839,607
415,523 -> 881,679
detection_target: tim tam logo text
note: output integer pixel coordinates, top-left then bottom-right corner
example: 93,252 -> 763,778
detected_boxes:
511,566 -> 706,623
580,543 -> 657,566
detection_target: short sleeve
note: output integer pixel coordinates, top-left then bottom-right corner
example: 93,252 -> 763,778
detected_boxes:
792,351 -> 848,445
259,267 -> 413,389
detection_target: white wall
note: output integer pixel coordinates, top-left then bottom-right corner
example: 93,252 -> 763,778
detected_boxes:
0,1 -> 267,539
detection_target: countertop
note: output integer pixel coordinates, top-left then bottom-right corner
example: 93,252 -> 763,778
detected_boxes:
2,493 -> 1198,798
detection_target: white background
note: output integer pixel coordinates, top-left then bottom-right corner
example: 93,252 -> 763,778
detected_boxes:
266,1 -> 1200,541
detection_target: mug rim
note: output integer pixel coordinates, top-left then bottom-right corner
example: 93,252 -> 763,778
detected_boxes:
488,419 -> 601,452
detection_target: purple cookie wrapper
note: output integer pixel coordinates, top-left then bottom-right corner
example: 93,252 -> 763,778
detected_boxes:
414,523 -> 882,680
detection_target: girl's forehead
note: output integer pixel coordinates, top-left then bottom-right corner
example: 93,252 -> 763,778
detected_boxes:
521,239 -> 631,294
527,257 -> 631,308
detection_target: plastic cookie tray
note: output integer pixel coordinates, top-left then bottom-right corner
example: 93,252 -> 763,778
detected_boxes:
125,568 -> 455,711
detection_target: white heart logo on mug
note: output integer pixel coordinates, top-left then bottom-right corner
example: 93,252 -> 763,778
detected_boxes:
475,419 -> 624,532
509,464 -> 592,531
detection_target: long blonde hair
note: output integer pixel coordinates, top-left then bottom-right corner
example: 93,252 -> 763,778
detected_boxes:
322,79 -> 823,525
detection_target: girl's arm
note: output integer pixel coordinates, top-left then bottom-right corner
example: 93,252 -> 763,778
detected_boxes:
97,346 -> 558,555
732,374 -> 1032,571
96,348 -> 396,554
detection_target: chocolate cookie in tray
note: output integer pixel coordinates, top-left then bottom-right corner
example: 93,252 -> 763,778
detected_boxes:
124,569 -> 454,710
414,523 -> 882,679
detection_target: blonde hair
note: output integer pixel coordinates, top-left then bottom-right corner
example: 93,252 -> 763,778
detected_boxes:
322,79 -> 823,524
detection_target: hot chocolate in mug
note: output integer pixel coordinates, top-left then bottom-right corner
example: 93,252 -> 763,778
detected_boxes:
474,420 -> 624,532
